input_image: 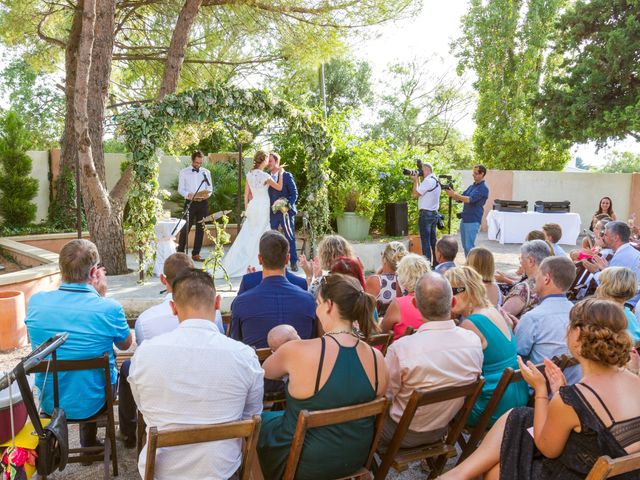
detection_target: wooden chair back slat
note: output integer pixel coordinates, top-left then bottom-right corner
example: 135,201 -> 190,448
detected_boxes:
144,415 -> 261,480
586,452 -> 640,479
363,333 -> 393,356
255,348 -> 272,364
282,397 -> 388,480
375,377 -> 485,480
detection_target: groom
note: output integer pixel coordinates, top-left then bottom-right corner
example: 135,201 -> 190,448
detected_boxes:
268,152 -> 299,271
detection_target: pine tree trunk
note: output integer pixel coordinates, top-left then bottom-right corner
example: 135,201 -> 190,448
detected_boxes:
87,203 -> 129,274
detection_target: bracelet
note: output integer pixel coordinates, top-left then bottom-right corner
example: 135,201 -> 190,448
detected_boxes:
535,395 -> 548,401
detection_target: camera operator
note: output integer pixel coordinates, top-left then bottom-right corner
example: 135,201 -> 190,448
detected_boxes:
411,162 -> 441,265
444,164 -> 489,257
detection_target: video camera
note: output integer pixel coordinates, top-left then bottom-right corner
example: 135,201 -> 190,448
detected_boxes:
402,159 -> 424,177
438,174 -> 453,190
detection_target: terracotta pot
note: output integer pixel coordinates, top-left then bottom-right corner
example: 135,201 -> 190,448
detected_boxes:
408,234 -> 423,255
0,291 -> 29,351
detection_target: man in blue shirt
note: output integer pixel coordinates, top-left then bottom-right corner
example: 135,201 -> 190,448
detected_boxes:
515,256 -> 580,383
236,267 -> 307,295
445,164 -> 489,256
25,239 -> 132,448
231,231 -> 316,348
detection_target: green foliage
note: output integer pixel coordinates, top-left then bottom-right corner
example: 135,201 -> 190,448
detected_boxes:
0,222 -> 76,237
313,58 -> 374,114
537,0 -> 640,146
456,0 -> 571,170
0,111 -> 38,227
118,85 -> 333,273
600,151 -> 640,173
0,59 -> 64,149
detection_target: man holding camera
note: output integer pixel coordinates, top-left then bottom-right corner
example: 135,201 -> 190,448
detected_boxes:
444,164 -> 489,256
412,162 -> 441,265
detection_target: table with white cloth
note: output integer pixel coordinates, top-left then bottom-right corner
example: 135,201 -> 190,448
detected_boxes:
486,211 -> 581,245
153,218 -> 186,276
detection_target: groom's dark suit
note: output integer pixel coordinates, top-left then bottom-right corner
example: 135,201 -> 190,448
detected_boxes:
268,171 -> 298,266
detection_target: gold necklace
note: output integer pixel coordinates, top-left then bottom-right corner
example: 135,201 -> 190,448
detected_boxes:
323,329 -> 354,336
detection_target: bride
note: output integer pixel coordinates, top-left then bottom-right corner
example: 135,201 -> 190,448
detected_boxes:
216,150 -> 283,278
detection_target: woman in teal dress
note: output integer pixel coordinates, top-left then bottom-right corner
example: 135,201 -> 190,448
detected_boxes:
258,274 -> 389,480
446,267 -> 528,426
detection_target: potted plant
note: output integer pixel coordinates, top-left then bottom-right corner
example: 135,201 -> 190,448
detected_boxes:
333,179 -> 379,241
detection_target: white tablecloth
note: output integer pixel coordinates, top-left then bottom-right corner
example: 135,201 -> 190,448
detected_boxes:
487,211 -> 581,245
153,218 -> 186,276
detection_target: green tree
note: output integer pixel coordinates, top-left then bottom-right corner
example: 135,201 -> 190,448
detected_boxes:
313,57 -> 374,114
0,59 -> 64,149
0,111 -> 39,227
456,0 -> 571,170
368,58 -> 473,152
600,151 -> 640,173
537,0 -> 640,146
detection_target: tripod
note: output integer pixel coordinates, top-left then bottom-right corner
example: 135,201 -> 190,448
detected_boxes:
172,177 -> 209,256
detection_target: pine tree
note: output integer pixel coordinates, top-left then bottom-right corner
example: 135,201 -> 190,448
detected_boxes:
0,111 -> 38,227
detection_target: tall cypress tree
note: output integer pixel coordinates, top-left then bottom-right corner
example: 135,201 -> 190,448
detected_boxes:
0,111 -> 38,227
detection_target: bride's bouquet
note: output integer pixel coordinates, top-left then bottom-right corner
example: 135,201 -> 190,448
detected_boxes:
271,197 -> 294,239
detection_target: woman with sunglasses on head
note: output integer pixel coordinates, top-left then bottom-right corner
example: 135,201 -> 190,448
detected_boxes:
257,274 -> 388,480
441,298 -> 640,480
445,266 -> 528,427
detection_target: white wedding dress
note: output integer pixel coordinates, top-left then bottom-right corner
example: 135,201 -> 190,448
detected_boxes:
215,169 -> 271,278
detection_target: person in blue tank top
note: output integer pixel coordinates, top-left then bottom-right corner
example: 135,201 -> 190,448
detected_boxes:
445,266 -> 528,427
596,267 -> 640,342
257,274 -> 389,480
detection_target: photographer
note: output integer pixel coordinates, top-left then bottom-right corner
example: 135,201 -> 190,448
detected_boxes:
411,162 -> 441,264
444,164 -> 489,256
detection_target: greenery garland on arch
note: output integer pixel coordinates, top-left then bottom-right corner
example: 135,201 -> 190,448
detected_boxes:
118,85 -> 333,274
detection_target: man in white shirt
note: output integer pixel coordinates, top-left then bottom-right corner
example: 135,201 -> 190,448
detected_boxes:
129,268 -> 263,479
382,272 -> 483,449
412,162 -> 441,265
177,151 -> 213,261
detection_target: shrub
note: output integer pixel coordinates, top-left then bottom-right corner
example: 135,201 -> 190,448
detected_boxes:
0,111 -> 38,227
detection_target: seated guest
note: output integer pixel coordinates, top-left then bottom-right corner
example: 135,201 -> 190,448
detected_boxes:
573,216 -> 612,261
466,247 -> 502,306
267,324 -> 300,352
434,235 -> 459,274
502,240 -> 551,318
330,256 -> 366,289
495,230 -> 547,285
25,239 -> 132,448
442,298 -> 640,480
300,234 -> 356,295
596,267 -> 640,342
231,230 -> 316,347
380,254 -> 431,340
365,241 -> 407,316
258,274 -> 388,480
445,267 -> 527,427
382,272 -> 483,448
515,256 -> 576,368
543,223 -> 567,257
135,253 -> 224,343
584,220 -> 640,284
237,264 -> 307,295
129,269 -> 263,479
591,196 -> 617,229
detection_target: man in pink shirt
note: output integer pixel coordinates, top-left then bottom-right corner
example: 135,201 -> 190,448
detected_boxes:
381,272 -> 483,448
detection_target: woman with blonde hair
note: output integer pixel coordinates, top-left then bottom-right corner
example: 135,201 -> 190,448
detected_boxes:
445,266 -> 527,427
365,241 -> 407,316
596,266 -> 640,342
300,234 -> 357,295
217,150 -> 283,278
442,298 -> 640,480
467,247 -> 502,306
380,253 -> 431,340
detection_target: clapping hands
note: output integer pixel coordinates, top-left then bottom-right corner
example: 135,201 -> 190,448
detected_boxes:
299,254 -> 321,279
517,356 -> 567,396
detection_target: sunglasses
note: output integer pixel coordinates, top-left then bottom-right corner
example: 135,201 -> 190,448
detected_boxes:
452,286 -> 466,295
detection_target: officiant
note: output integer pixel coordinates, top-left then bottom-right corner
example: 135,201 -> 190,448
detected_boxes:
177,151 -> 212,262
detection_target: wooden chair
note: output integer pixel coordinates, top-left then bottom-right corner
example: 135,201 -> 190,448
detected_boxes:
375,377 -> 485,480
364,333 -> 393,356
255,347 -> 273,364
222,312 -> 232,336
283,397 -> 388,480
143,415 -> 261,480
585,452 -> 640,479
31,353 -> 118,479
254,348 -> 287,410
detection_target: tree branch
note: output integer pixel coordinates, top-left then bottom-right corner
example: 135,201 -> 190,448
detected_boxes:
112,53 -> 283,65
37,13 -> 66,48
111,163 -> 134,206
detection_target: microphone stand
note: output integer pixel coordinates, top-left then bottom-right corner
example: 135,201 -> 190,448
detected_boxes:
172,175 -> 209,256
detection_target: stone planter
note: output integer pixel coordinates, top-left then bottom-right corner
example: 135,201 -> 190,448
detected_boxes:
336,213 -> 371,241
0,291 -> 28,351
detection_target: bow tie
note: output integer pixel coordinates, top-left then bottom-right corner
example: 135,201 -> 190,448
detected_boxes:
192,168 -> 200,173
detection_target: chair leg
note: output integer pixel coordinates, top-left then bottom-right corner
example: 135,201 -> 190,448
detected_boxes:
109,418 -> 119,476
103,437 -> 111,480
